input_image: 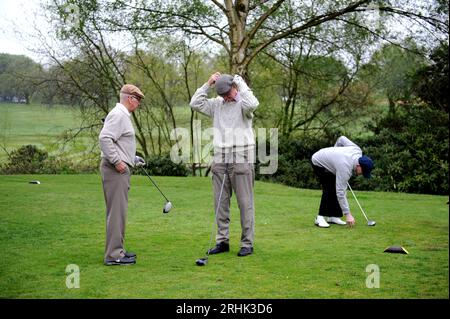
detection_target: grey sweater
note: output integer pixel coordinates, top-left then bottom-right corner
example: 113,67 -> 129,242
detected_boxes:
189,75 -> 259,153
311,136 -> 362,214
99,103 -> 136,167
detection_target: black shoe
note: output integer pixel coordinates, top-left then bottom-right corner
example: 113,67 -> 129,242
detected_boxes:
207,242 -> 230,255
237,247 -> 253,257
104,256 -> 136,266
124,251 -> 136,258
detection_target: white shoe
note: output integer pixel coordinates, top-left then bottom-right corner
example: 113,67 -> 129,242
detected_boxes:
327,217 -> 347,225
315,215 -> 330,228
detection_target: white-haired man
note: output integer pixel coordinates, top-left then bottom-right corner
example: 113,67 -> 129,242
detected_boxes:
99,84 -> 146,265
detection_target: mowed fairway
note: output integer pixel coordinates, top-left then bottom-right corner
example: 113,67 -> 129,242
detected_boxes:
0,104 -> 83,161
0,174 -> 448,298
0,103 -> 207,163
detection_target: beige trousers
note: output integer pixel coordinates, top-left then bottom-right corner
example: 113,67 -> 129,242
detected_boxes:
211,151 -> 255,248
100,159 -> 130,261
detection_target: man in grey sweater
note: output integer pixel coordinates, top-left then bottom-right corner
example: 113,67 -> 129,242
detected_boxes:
99,84 -> 146,265
311,136 -> 374,228
190,72 -> 259,257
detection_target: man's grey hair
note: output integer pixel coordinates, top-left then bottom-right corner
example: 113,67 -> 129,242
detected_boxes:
119,93 -> 129,103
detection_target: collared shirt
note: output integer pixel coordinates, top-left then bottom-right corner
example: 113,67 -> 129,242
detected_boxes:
222,92 -> 241,104
116,102 -> 131,117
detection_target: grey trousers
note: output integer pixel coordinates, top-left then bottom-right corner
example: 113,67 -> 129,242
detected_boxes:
211,154 -> 255,248
100,159 -> 130,261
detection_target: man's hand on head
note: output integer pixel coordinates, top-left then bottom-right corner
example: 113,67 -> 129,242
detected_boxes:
208,72 -> 221,86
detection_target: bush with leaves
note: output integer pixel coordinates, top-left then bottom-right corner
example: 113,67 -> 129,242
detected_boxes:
138,155 -> 189,177
360,104 -> 449,195
256,135 -> 334,189
0,144 -> 95,174
1,145 -> 49,174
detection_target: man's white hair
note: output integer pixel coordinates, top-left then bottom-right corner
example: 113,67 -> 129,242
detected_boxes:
119,93 -> 129,103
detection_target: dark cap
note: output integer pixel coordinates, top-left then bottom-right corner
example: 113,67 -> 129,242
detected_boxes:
359,155 -> 374,178
215,74 -> 234,95
120,84 -> 145,99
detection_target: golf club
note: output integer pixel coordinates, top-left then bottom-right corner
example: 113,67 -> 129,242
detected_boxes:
140,166 -> 173,214
347,182 -> 376,226
196,164 -> 228,266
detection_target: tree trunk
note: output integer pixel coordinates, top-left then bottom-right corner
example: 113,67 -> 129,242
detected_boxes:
388,97 -> 397,116
227,0 -> 250,80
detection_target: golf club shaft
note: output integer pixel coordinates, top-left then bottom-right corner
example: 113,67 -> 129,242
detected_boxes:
347,183 -> 370,222
205,164 -> 228,258
141,167 -> 170,202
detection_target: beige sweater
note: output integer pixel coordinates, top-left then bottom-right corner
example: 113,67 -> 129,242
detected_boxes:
99,103 -> 136,166
189,75 -> 259,153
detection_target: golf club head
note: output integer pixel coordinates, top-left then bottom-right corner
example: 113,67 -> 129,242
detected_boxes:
367,220 -> 376,226
163,201 -> 172,214
195,257 -> 208,266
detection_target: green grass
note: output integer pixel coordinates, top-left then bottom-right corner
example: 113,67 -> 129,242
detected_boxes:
0,103 -> 87,162
0,174 -> 448,299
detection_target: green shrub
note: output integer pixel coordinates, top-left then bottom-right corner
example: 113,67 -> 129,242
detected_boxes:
0,145 -> 48,174
360,104 -> 448,195
138,155 -> 189,177
256,136 -> 332,189
0,144 -> 97,174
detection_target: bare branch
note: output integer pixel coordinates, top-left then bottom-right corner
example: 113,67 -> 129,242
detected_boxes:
245,0 -> 285,45
244,0 -> 371,68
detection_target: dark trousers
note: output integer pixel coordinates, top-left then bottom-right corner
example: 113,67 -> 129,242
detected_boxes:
312,163 -> 343,217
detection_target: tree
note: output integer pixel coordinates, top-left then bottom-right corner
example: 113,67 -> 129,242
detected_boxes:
34,0 -> 447,169
252,34 -> 373,137
89,0 -> 448,79
0,54 -> 42,104
35,6 -> 212,159
360,40 -> 427,116
412,42 -> 449,113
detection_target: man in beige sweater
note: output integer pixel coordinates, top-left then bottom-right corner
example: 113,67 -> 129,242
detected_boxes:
99,84 -> 146,265
190,72 -> 259,257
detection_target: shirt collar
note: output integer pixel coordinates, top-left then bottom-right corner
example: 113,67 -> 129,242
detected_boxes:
117,103 -> 131,117
222,92 -> 241,104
